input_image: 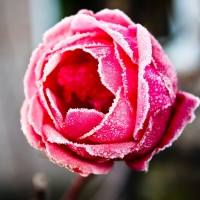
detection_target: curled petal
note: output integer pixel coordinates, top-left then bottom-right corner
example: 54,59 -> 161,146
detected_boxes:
114,43 -> 138,112
27,94 -> 44,136
95,9 -> 134,27
24,44 -> 47,101
85,141 -> 138,159
82,88 -> 135,143
46,142 -> 113,176
144,64 -> 172,113
126,91 -> 200,171
134,104 -> 172,156
20,100 -> 45,150
46,89 -> 64,127
133,24 -> 152,140
37,80 -> 60,130
52,32 -> 108,52
63,108 -> 104,141
151,35 -> 177,100
77,9 -> 94,15
43,124 -> 137,160
158,92 -> 199,149
71,14 -> 136,60
43,16 -> 74,48
85,45 -> 123,94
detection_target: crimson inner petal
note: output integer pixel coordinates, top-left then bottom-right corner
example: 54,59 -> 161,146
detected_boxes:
57,49 -> 115,114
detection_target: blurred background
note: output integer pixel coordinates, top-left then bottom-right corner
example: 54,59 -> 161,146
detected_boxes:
0,0 -> 200,199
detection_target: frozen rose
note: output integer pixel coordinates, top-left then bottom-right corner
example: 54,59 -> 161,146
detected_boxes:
21,9 -> 199,176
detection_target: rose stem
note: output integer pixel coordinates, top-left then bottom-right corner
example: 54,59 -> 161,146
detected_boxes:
32,172 -> 50,200
62,174 -> 94,200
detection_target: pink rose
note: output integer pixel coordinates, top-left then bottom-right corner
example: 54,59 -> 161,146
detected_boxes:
21,9 -> 199,176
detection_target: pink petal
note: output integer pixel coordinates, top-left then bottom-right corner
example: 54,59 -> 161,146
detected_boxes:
24,44 -> 47,101
43,124 -> 68,144
133,62 -> 172,144
133,24 -> 152,140
20,100 -> 45,150
42,53 -> 62,82
77,9 -> 94,15
37,80 -> 60,130
46,141 -> 113,176
136,24 -> 152,68
63,108 -> 104,141
46,89 -> 65,127
43,124 -> 97,159
157,91 -> 199,150
34,51 -> 49,81
151,35 -> 177,100
144,64 -> 172,113
126,152 -> 152,171
114,43 -> 138,112
95,9 -> 134,27
71,14 -> 136,60
134,104 -> 172,156
85,45 -> 123,94
43,124 -> 137,160
27,94 -> 44,136
43,16 -> 74,49
84,89 -> 135,143
126,91 -> 200,171
52,32 -> 107,52
85,141 -> 138,159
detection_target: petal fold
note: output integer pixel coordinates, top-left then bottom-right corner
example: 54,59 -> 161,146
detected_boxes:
63,108 -> 104,141
95,9 -> 134,27
133,24 -> 152,140
27,94 -> 44,136
20,100 -> 45,150
46,142 -> 113,176
126,92 -> 199,171
83,89 -> 135,143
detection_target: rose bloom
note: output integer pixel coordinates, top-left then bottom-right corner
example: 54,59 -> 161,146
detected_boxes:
21,9 -> 199,176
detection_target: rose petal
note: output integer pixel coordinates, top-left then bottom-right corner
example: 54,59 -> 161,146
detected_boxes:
134,104 -> 172,156
46,141 -> 113,176
52,32 -> 108,52
77,9 -> 94,15
114,43 -> 138,112
144,64 -> 172,113
85,141 -> 138,159
46,89 -> 64,127
151,35 -> 177,100
20,100 -> 45,150
71,14 -> 136,60
126,91 -> 200,171
158,92 -> 199,149
24,44 -> 47,101
43,16 -> 74,48
27,94 -> 44,136
136,24 -> 152,68
84,45 -> 123,94
126,153 -> 152,171
63,108 -> 104,140
37,80 -> 60,130
132,63 -> 172,144
42,53 -> 62,82
95,9 -> 134,27
43,124 -> 137,159
84,89 -> 135,143
133,24 -> 152,140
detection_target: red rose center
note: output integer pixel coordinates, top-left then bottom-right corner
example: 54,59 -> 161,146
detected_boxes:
57,49 -> 114,114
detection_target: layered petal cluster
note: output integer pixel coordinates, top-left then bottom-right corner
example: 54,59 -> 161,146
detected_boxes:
21,9 -> 199,176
